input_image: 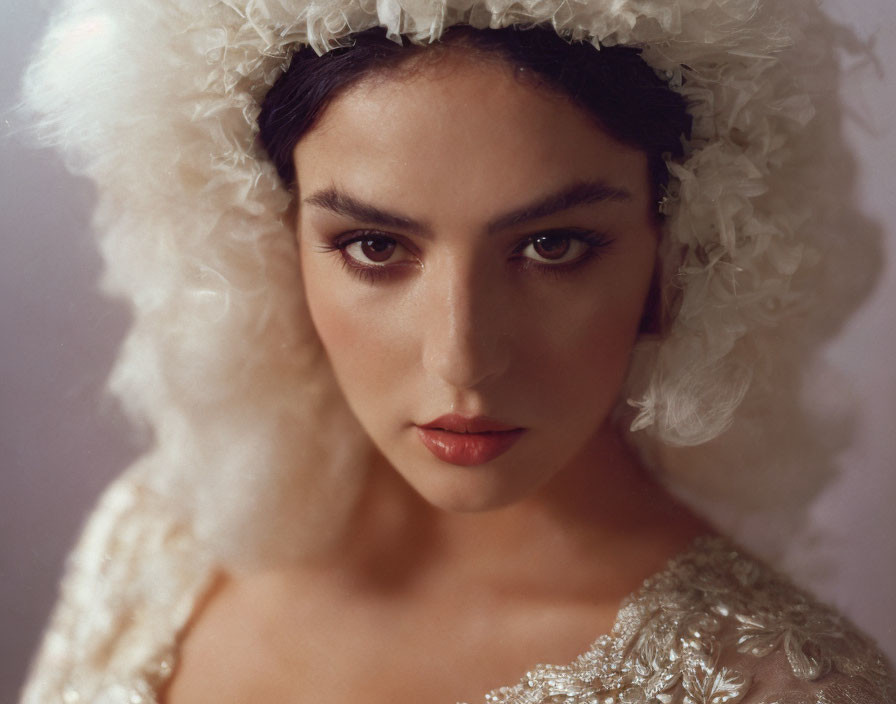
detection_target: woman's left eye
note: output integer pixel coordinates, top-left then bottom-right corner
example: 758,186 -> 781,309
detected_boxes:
518,232 -> 589,265
514,230 -> 613,269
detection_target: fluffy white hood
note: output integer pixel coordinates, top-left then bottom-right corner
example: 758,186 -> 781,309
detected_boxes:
21,0 -> 861,565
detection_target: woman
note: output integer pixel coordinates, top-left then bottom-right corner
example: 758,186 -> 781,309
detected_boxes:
18,1 -> 894,703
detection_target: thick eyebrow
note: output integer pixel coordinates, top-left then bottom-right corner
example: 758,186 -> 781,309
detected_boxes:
485,180 -> 631,234
302,179 -> 631,236
303,188 -> 428,233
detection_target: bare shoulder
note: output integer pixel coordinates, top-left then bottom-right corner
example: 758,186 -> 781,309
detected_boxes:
161,568 -> 413,704
161,537 -> 895,704
162,572 -> 298,704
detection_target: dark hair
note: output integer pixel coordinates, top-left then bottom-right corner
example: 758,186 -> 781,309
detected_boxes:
258,25 -> 691,210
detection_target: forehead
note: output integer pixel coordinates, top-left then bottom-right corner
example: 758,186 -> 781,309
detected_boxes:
293,52 -> 650,225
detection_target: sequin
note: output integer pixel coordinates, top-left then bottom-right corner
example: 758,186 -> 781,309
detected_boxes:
469,538 -> 892,703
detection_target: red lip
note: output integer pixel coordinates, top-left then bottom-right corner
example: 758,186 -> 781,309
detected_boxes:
415,414 -> 525,466
419,414 -> 520,433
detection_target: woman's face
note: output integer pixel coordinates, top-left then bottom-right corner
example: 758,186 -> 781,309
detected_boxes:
294,52 -> 658,513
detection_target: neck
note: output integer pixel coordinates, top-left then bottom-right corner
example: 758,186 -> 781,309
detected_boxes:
324,423 -> 708,601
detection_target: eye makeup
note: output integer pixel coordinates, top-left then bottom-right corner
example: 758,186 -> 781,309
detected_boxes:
512,229 -> 614,279
312,228 -> 615,284
312,230 -> 420,284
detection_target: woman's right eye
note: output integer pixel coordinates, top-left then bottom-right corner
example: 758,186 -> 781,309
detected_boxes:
341,235 -> 407,266
313,232 -> 418,283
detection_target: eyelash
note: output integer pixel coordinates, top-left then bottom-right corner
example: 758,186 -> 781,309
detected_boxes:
313,229 -> 614,284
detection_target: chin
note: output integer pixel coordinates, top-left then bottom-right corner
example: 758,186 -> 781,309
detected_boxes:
422,491 -> 525,515
405,467 -> 545,514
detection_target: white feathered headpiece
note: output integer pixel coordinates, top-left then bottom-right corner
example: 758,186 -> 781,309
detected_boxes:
21,0 -> 855,565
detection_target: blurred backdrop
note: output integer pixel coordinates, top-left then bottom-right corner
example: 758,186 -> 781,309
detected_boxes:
2,1 -> 895,701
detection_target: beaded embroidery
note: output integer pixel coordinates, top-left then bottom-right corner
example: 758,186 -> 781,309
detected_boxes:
474,538 -> 893,704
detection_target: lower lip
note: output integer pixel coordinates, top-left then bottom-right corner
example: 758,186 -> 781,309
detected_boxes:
415,427 -> 526,466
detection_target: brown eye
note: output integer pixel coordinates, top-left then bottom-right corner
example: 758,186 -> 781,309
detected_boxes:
343,235 -> 404,265
358,238 -> 395,263
520,232 -> 589,265
532,234 -> 571,261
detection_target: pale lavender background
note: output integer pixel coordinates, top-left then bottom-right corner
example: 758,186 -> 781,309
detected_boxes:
2,1 -> 894,701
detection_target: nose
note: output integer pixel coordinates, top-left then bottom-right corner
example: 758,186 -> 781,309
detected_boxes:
421,255 -> 511,390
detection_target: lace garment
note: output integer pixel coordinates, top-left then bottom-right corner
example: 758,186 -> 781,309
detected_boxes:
19,475 -> 894,704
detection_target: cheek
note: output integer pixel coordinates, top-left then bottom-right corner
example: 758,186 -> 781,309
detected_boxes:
531,307 -> 639,413
301,263 -> 409,398
522,267 -> 652,418
301,254 -> 356,376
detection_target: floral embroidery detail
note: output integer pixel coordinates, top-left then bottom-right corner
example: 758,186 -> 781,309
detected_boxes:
735,601 -> 843,680
680,655 -> 749,704
479,538 -> 893,704
618,667 -> 680,704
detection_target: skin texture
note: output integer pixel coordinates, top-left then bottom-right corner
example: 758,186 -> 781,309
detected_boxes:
296,54 -> 658,512
163,51 -> 707,704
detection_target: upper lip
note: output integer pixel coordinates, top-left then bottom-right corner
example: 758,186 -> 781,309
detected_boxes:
418,414 -> 522,433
